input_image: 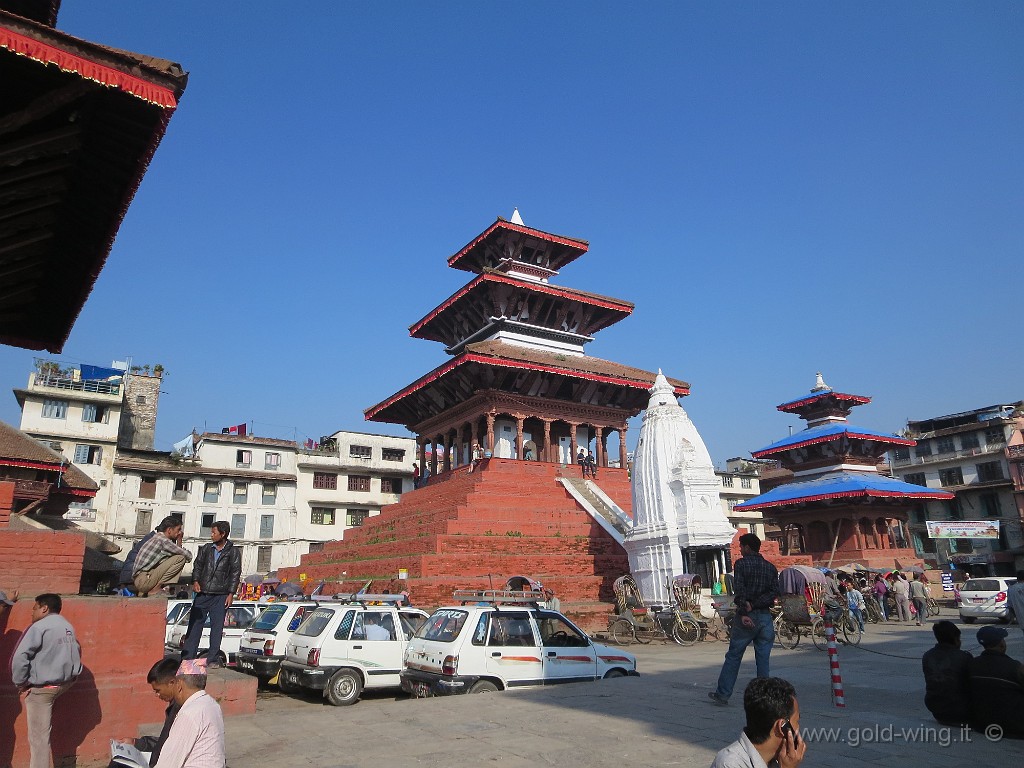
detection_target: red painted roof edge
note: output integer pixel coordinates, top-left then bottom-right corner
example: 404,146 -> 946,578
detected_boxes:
777,392 -> 871,412
447,219 -> 589,269
365,354 -> 687,420
408,272 -> 633,337
738,488 -> 955,511
751,431 -> 916,458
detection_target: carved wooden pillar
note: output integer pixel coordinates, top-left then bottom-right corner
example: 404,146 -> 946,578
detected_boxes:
470,421 -> 479,454
455,426 -> 464,468
486,414 -> 495,454
542,419 -> 552,463
418,438 -> 426,473
852,516 -> 863,550
595,426 -> 604,467
619,426 -> 628,469
430,437 -> 438,476
569,422 -> 579,464
444,434 -> 452,473
515,416 -> 525,460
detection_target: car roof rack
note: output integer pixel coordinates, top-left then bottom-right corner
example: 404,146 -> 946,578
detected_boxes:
453,589 -> 544,606
316,593 -> 410,605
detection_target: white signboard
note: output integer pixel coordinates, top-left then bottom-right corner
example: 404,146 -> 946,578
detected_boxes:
926,520 -> 999,539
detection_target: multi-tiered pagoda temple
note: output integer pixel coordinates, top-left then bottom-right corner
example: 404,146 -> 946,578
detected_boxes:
736,374 -> 953,569
366,211 -> 687,470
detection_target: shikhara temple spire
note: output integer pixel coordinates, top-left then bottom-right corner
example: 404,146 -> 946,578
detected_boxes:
365,213 -> 688,476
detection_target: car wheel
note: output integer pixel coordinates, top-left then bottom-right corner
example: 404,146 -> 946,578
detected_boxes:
604,669 -> 627,679
962,615 -> 976,624
469,679 -> 500,694
326,669 -> 363,706
277,670 -> 301,695
998,615 -> 1011,625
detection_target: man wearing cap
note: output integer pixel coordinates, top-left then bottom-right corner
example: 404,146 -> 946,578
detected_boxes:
967,625 -> 1024,738
921,620 -> 972,725
153,659 -> 225,768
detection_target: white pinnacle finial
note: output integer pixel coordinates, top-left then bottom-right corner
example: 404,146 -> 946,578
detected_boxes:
510,208 -> 524,225
812,371 -> 830,392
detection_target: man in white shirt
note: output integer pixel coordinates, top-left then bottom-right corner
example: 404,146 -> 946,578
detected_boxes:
154,659 -> 225,768
710,677 -> 805,768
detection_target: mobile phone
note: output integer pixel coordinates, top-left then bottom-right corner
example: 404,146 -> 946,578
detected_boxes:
781,719 -> 800,746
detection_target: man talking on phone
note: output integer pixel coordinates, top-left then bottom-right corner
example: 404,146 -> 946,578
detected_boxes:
710,677 -> 806,768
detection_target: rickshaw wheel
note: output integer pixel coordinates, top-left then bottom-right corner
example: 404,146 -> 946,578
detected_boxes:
810,619 -> 828,650
634,624 -> 653,644
671,618 -> 700,646
610,618 -> 636,645
776,620 -> 800,650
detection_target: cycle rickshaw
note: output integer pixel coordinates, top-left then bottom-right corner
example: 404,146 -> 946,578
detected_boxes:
608,574 -> 701,646
776,565 -> 862,649
670,574 -> 731,642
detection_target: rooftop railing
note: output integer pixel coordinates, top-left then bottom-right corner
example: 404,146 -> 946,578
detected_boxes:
32,374 -> 121,396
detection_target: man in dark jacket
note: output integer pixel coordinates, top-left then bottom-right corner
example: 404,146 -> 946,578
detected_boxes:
922,620 -> 972,725
181,521 -> 241,667
967,625 -> 1024,738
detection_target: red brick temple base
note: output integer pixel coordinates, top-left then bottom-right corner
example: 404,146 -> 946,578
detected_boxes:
279,459 -> 634,630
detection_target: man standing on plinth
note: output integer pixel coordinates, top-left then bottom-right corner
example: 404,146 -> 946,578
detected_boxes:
181,522 -> 241,667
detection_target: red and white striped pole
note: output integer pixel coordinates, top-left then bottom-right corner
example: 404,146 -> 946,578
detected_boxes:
825,619 -> 845,707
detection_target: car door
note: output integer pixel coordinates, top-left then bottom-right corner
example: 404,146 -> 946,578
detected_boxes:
535,611 -> 598,684
349,610 -> 403,687
482,611 -> 544,688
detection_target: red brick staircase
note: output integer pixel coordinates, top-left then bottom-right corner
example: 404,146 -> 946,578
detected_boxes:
277,459 -> 634,630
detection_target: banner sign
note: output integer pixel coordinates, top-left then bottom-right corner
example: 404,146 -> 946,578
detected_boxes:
926,520 -> 999,539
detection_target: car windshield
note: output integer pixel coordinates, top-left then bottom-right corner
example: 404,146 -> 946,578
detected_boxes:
417,609 -> 468,642
166,603 -> 189,625
249,605 -> 288,631
294,608 -> 335,637
962,580 -> 1002,592
174,605 -> 257,629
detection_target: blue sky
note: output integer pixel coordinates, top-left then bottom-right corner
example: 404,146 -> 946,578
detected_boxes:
1,2 -> 1021,463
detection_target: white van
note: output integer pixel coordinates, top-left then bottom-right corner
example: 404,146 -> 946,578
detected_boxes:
164,600 -> 263,665
237,600 -> 320,681
278,596 -> 428,706
401,592 -> 637,696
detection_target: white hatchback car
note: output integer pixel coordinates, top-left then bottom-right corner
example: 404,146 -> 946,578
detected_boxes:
958,577 -> 1017,624
401,603 -> 638,696
237,601 -> 320,681
278,600 -> 428,705
165,600 -> 263,665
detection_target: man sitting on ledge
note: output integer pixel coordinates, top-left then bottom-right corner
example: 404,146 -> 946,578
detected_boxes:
921,620 -> 972,726
967,625 -> 1024,739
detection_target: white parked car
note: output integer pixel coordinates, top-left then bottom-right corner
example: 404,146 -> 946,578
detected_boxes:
958,577 -> 1017,624
165,599 -> 192,644
400,599 -> 638,696
164,601 -> 263,665
237,600 -> 320,681
278,598 -> 428,705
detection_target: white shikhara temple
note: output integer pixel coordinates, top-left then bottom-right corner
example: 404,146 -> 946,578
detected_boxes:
626,371 -> 736,605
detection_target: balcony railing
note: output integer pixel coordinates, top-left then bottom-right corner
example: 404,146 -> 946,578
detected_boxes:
32,374 -> 121,396
892,444 -> 1000,466
6,478 -> 50,500
1007,444 -> 1024,458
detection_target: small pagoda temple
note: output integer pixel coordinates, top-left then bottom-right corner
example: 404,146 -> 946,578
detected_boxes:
735,374 -> 954,569
366,210 -> 688,469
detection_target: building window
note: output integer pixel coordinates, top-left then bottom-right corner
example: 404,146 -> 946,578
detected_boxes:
976,461 -> 1004,482
259,514 -> 274,538
913,505 -> 927,523
382,448 -> 405,462
135,509 -> 152,535
231,513 -> 246,538
915,442 -> 932,457
980,493 -> 1001,516
233,482 -> 248,504
173,478 -> 190,500
938,468 -> 963,487
139,476 -> 157,499
256,546 -> 272,572
308,542 -> 325,553
961,433 -> 980,450
73,444 -> 102,465
946,498 -> 962,520
721,476 -> 734,487
348,475 -> 371,492
950,538 -> 973,554
346,509 -> 368,527
313,472 -> 337,490
893,447 -> 910,460
200,513 -> 215,537
984,427 -> 1005,446
81,404 -> 109,423
740,477 -> 752,489
350,445 -> 372,459
311,508 -> 335,525
203,481 -> 219,503
936,437 -> 955,454
236,450 -> 252,468
904,473 -> 927,487
380,477 -> 401,494
41,399 -> 68,419
262,483 -> 277,505
264,452 -> 281,470
136,395 -> 146,405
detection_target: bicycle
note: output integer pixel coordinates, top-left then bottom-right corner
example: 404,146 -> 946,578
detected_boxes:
810,605 -> 863,649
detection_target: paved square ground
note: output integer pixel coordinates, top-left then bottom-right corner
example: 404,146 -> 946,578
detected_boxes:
225,617 -> 1024,767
